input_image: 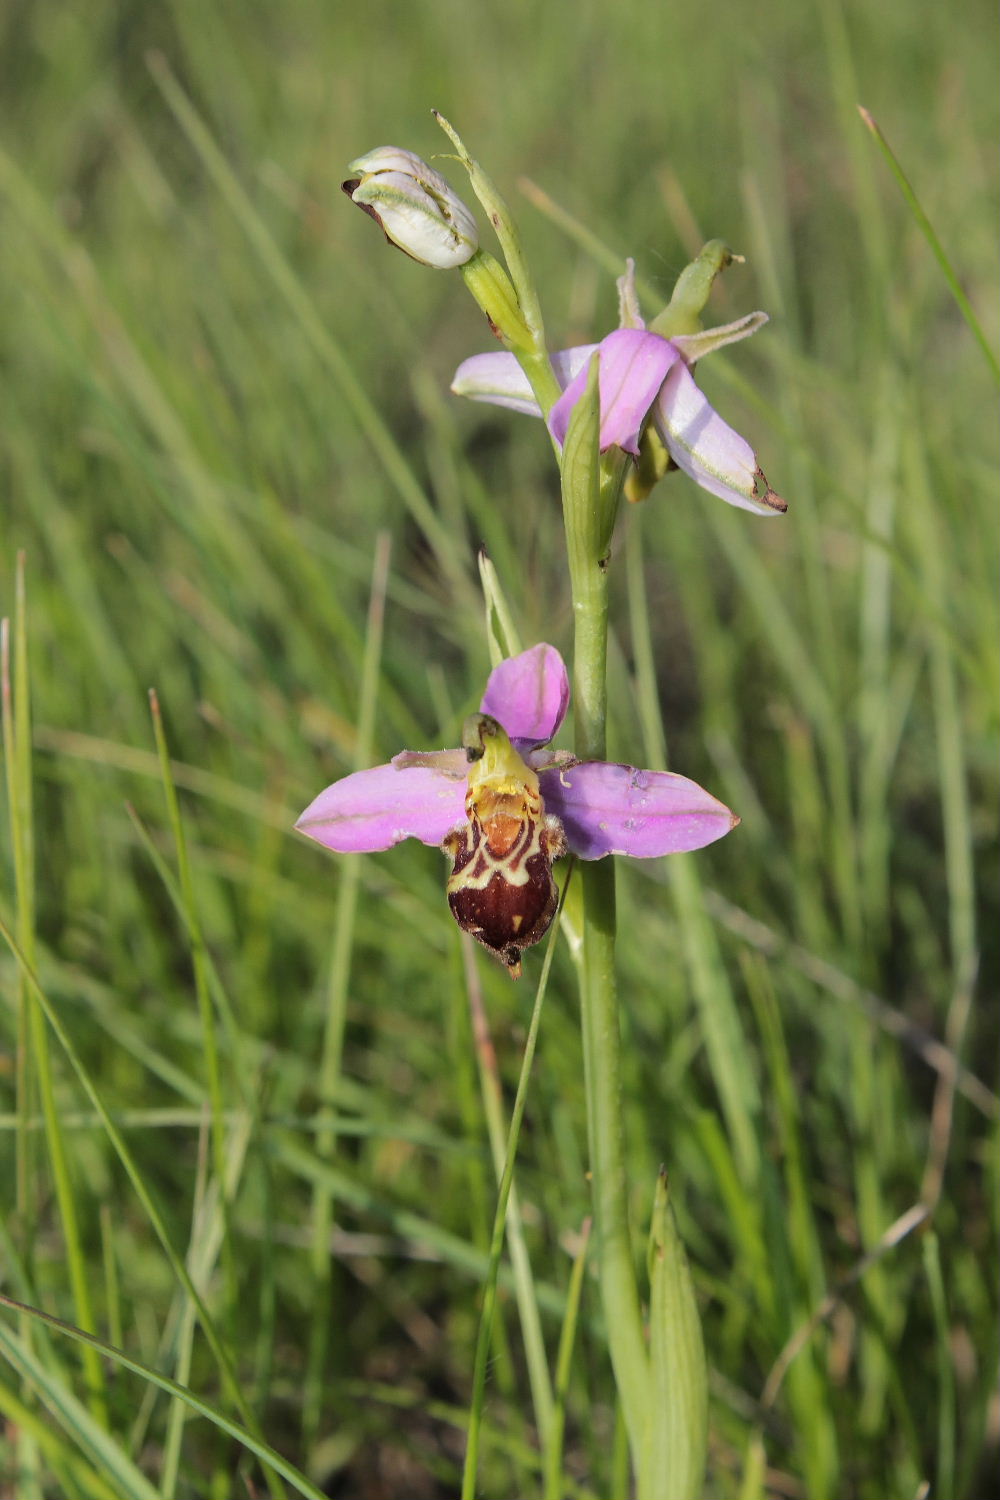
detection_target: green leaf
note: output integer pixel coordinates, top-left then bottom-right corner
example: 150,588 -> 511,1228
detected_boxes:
642,1169 -> 708,1500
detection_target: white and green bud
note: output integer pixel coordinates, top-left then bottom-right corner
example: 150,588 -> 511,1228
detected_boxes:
343,146 -> 479,269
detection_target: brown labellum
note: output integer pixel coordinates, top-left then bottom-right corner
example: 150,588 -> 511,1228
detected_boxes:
443,786 -> 566,979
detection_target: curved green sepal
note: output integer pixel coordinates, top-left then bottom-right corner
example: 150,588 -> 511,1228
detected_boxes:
649,239 -> 743,338
624,425 -> 671,504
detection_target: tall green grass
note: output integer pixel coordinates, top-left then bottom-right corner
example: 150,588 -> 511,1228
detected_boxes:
2,1 -> 997,1496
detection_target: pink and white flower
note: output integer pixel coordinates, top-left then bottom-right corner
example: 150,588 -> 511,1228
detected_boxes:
452,303 -> 786,516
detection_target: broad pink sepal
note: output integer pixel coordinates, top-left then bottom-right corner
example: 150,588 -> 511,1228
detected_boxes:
295,761 -> 466,852
654,361 -> 786,515
539,760 -> 737,860
450,347 -> 597,415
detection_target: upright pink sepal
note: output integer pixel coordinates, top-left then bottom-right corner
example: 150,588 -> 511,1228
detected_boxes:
547,329 -> 680,455
479,644 -> 570,745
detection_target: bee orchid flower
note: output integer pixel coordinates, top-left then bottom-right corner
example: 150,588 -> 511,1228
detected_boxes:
451,267 -> 786,516
296,645 -> 738,975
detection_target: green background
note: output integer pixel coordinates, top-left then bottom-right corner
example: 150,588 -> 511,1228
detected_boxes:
1,1 -> 997,1496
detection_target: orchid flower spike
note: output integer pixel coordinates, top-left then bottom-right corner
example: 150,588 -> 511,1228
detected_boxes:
296,645 -> 739,977
451,261 -> 786,516
343,147 -> 479,269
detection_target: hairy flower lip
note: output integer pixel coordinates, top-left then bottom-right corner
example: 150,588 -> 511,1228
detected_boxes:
295,645 -> 738,860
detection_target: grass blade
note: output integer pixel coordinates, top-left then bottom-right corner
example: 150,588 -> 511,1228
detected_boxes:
858,105 -> 999,380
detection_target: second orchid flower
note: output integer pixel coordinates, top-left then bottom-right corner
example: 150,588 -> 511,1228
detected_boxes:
296,645 -> 738,976
452,261 -> 786,517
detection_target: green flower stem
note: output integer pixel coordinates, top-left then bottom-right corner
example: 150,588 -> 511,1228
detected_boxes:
458,246 -> 561,419
460,250 -> 534,353
578,858 -> 648,1456
560,358 -> 649,1459
516,348 -> 564,420
441,116 -> 562,419
435,111 -> 547,349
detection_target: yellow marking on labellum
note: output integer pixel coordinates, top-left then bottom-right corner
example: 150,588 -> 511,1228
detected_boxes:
442,714 -> 566,978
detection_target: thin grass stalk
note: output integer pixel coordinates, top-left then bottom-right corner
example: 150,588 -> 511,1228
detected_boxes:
463,935 -> 554,1447
2,603 -> 42,1500
97,1206 -> 122,1352
2,579 -> 107,1428
7,560 -> 35,1228
303,532 -> 391,1444
160,1113 -> 212,1498
0,921 -> 288,1500
923,1231 -> 956,1495
543,1217 -> 591,1500
446,941 -> 521,1410
460,884 -> 567,1500
857,106 -> 999,380
149,689 -> 235,1324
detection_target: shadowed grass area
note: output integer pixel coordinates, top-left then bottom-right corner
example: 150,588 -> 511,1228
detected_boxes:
1,1 -> 997,1496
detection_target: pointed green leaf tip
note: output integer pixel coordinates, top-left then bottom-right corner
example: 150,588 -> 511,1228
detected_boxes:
642,1168 -> 708,1500
560,351 -> 611,564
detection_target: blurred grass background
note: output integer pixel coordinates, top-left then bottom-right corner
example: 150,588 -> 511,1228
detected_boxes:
1,0 -> 997,1496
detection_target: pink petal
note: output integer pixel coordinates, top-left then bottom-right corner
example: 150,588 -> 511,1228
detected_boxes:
450,346 -> 599,415
547,329 -> 679,455
479,644 -> 570,745
539,761 -> 738,859
654,361 -> 786,515
295,760 -> 466,852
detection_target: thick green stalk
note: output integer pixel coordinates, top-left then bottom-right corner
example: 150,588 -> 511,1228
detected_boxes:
578,857 -> 648,1456
559,359 -> 649,1458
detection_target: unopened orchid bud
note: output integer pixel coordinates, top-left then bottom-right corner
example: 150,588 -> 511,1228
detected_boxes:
343,147 -> 479,269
